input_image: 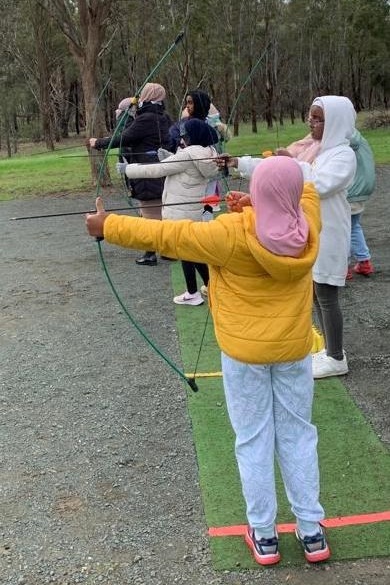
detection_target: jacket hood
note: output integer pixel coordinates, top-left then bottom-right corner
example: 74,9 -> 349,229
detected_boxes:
313,96 -> 356,154
348,128 -> 361,152
136,102 -> 165,116
241,186 -> 319,283
187,90 -> 211,119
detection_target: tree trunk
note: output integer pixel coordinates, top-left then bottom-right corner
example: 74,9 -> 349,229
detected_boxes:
74,81 -> 81,135
250,79 -> 257,133
42,0 -> 114,186
33,3 -> 55,150
81,60 -> 111,187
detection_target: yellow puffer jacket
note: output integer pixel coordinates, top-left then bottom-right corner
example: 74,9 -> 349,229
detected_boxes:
104,183 -> 321,364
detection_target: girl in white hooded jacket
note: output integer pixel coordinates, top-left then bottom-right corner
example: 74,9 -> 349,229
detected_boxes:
221,95 -> 357,379
118,118 -> 220,306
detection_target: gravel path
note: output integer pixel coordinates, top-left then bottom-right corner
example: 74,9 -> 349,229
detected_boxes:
1,171 -> 389,584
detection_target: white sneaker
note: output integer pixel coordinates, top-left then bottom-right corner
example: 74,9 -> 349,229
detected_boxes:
173,291 -> 204,306
313,351 -> 348,379
312,348 -> 326,360
200,285 -> 208,297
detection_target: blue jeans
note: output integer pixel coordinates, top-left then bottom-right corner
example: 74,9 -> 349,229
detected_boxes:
350,213 -> 371,262
221,352 -> 325,538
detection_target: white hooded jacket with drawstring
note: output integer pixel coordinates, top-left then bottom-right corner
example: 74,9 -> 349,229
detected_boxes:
306,96 -> 356,285
237,96 -> 357,286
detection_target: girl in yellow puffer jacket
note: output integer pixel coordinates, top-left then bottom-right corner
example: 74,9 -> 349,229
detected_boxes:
85,156 -> 330,566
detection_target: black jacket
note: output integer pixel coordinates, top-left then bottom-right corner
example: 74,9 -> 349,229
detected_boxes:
95,103 -> 172,201
94,111 -> 134,163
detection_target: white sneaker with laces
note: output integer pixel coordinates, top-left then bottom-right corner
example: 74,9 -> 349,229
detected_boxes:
173,291 -> 204,306
313,351 -> 348,379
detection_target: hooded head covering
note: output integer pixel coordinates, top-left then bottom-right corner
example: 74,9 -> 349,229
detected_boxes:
208,103 -> 219,116
250,157 -> 309,257
180,118 -> 218,147
286,95 -> 356,164
186,90 -> 211,119
181,101 -> 219,120
115,97 -> 135,120
312,95 -> 356,153
139,83 -> 166,104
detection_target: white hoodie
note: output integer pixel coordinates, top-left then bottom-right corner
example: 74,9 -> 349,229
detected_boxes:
304,96 -> 356,286
237,96 -> 357,286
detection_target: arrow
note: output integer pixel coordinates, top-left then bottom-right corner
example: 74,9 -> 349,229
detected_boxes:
9,194 -> 223,221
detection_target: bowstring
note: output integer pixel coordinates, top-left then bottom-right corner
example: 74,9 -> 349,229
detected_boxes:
190,49 -> 273,380
185,111 -> 231,382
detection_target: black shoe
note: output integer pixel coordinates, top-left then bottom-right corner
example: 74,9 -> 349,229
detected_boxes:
135,253 -> 157,266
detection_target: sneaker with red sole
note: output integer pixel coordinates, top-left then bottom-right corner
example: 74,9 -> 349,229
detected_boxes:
245,526 -> 281,566
295,526 -> 331,563
353,259 -> 374,276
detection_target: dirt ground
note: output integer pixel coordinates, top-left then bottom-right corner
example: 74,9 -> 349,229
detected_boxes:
0,167 -> 389,584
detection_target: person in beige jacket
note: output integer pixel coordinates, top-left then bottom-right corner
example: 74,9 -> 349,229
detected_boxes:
117,118 -> 220,305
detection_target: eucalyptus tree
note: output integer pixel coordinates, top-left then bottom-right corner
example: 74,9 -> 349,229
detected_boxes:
342,0 -> 390,109
0,0 -> 47,151
284,0 -> 390,112
0,0 -> 19,154
39,0 -> 116,185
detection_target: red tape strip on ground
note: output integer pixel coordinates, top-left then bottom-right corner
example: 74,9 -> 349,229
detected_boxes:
208,511 -> 390,537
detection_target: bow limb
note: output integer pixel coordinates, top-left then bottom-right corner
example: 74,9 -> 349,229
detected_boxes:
96,240 -> 198,392
92,31 -> 198,392
225,42 -> 271,139
135,30 -> 185,98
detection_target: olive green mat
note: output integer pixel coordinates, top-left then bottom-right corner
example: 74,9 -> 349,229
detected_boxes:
171,263 -> 390,568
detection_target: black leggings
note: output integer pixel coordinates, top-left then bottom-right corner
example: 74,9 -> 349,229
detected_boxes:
313,282 -> 344,360
181,260 -> 209,294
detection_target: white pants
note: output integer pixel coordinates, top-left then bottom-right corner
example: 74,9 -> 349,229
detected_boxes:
221,352 -> 325,537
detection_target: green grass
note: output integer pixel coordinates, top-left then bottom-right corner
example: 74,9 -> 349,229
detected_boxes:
358,127 -> 390,164
0,116 -> 389,201
0,148 -> 92,200
171,263 -> 390,569
0,143 -> 121,201
226,121 -> 312,157
226,119 -> 390,164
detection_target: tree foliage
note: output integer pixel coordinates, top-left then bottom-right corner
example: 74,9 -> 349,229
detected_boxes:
0,0 -> 389,155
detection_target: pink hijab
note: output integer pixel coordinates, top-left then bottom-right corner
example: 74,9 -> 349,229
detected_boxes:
139,83 -> 166,103
286,134 -> 321,163
250,157 -> 309,257
115,97 -> 133,120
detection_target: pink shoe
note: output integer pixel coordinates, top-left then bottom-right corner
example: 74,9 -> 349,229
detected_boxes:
295,526 -> 331,563
245,526 -> 281,566
353,259 -> 374,276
